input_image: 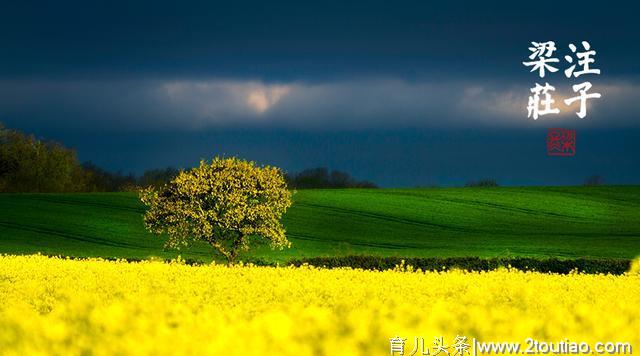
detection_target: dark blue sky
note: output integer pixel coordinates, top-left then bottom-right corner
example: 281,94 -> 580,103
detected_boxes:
1,0 -> 639,186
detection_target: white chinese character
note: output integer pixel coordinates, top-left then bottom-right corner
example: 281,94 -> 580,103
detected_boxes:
453,336 -> 471,356
564,41 -> 601,78
409,337 -> 431,356
391,336 -> 408,356
523,41 -> 560,78
432,336 -> 450,356
564,81 -> 601,118
527,82 -> 560,120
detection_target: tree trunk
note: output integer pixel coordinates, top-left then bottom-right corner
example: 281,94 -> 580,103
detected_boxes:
228,234 -> 245,264
210,233 -> 244,264
210,241 -> 232,264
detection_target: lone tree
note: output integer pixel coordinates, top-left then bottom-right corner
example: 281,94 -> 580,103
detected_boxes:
140,157 -> 293,263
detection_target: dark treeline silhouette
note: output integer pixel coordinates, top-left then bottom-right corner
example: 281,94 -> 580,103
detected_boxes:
465,178 -> 499,188
286,167 -> 377,189
1,124 -> 375,192
584,175 -> 604,186
81,163 -> 180,192
1,123 -> 86,192
81,162 -> 136,192
0,123 -> 180,192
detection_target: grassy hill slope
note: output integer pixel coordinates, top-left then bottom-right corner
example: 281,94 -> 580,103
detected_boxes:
1,186 -> 639,262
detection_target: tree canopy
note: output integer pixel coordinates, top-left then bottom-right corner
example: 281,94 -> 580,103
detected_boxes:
140,157 -> 293,262
0,124 -> 86,192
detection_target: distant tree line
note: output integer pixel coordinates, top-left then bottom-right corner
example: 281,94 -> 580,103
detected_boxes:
80,163 -> 180,192
0,123 -> 86,192
465,178 -> 499,187
584,175 -> 604,186
0,124 -> 180,193
0,124 -> 376,192
285,167 -> 377,189
464,176 -> 606,187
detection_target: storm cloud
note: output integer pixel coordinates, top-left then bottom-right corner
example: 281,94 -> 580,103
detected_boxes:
1,78 -> 637,131
1,0 -> 639,185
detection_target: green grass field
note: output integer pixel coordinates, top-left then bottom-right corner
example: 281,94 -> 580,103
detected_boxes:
1,186 -> 639,262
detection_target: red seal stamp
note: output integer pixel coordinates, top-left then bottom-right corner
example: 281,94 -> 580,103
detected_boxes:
547,128 -> 576,156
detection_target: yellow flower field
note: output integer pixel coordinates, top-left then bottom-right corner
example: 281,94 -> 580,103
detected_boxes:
0,255 -> 638,356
